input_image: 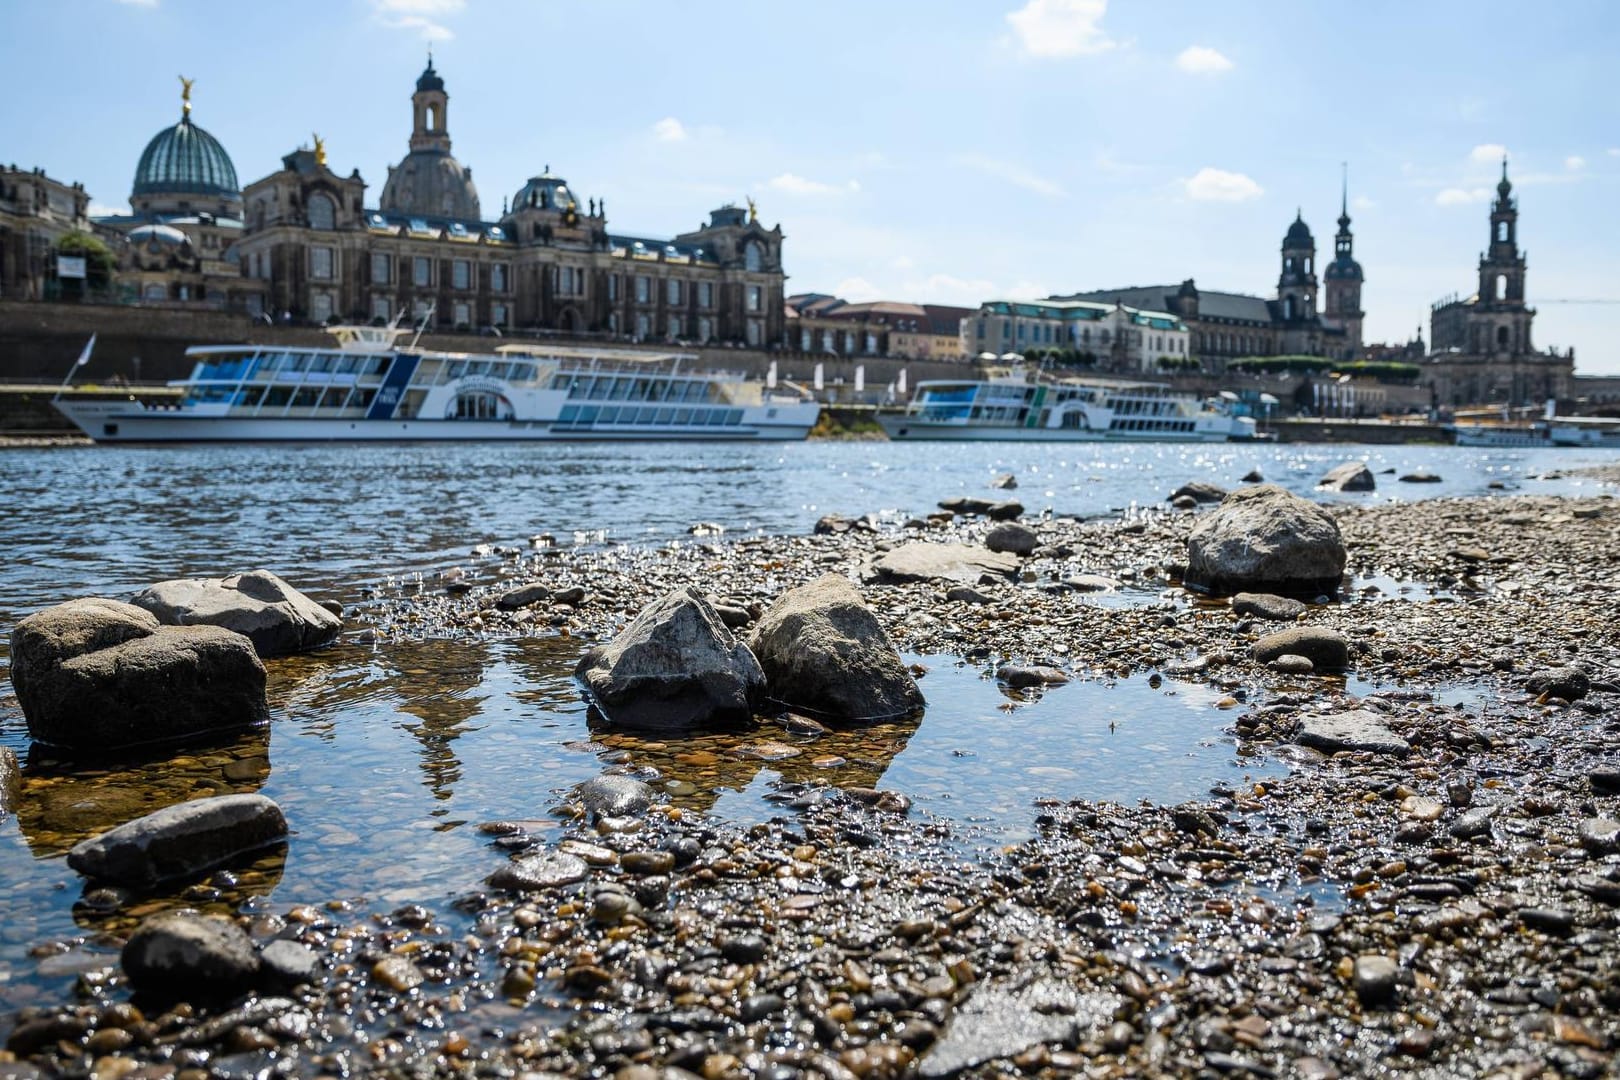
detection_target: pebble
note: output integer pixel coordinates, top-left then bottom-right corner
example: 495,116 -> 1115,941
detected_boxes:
1352,954 -> 1399,1007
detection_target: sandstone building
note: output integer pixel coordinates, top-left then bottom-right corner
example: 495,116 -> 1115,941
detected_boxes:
0,165 -> 91,301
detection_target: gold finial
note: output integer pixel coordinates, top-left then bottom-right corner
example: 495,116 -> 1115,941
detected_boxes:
312,132 -> 327,167
747,196 -> 757,224
179,75 -> 195,116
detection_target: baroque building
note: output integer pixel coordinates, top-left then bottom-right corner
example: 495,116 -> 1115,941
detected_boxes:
235,60 -> 785,346
785,295 -> 972,361
0,165 -> 90,300
961,298 -> 1191,373
1427,160 -> 1573,407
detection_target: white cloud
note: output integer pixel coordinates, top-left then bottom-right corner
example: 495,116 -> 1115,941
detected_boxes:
767,173 -> 861,196
956,154 -> 1064,197
1566,155 -> 1586,170
1182,167 -> 1262,202
833,276 -> 883,302
1175,45 -> 1232,74
1436,187 -> 1490,206
1469,143 -> 1508,164
652,117 -> 688,143
1006,0 -> 1116,58
370,0 -> 463,40
1351,195 -> 1376,211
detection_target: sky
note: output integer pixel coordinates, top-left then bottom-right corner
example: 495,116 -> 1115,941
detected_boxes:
7,0 -> 1620,369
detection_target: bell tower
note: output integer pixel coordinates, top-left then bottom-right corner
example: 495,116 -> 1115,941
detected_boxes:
1323,166 -> 1365,357
1471,158 -> 1532,356
1277,211 -> 1317,324
410,53 -> 451,154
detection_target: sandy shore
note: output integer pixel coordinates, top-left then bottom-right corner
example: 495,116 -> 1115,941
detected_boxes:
4,488 -> 1620,1078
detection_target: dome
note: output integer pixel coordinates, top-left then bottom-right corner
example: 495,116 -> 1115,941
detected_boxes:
128,223 -> 189,247
510,173 -> 577,214
1283,212 -> 1313,249
416,60 -> 444,94
379,150 -> 481,221
133,115 -> 239,201
1324,256 -> 1363,281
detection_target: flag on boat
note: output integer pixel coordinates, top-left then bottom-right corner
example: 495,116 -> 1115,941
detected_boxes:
76,334 -> 96,366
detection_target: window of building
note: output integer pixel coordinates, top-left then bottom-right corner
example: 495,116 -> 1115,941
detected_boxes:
701,318 -> 714,343
864,333 -> 877,355
492,303 -> 507,327
414,256 -> 431,287
746,285 -> 762,313
491,263 -> 508,292
635,313 -> 650,339
747,320 -> 763,347
667,279 -> 682,305
307,193 -> 336,231
743,241 -> 763,273
635,276 -> 651,304
311,247 -> 334,280
453,302 -> 471,328
608,312 -> 619,334
668,316 -> 681,340
371,252 -> 391,285
311,292 -> 333,323
452,260 -> 471,290
608,275 -> 619,301
698,281 -> 712,308
372,296 -> 391,321
413,298 -> 433,321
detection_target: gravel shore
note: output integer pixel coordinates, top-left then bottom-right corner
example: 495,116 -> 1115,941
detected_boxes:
5,490 -> 1620,1078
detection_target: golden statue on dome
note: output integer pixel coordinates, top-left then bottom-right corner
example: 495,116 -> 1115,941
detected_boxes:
312,133 -> 327,167
179,75 -> 195,116
747,196 -> 758,224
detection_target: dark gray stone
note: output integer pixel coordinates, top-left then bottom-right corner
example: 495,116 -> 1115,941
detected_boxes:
10,598 -> 268,752
750,574 -> 923,722
1449,805 -> 1498,839
1525,666 -> 1590,702
869,543 -> 1020,585
984,522 -> 1038,556
1171,495 -> 1199,511
1319,462 -> 1376,492
1269,654 -> 1315,676
945,585 -> 994,604
996,664 -> 1069,689
1353,954 -> 1399,1007
991,473 -> 1018,490
919,979 -> 1121,1078
0,747 -> 17,819
576,774 -> 655,817
938,496 -> 997,515
131,569 -> 341,657
575,586 -> 764,731
489,851 -> 590,891
121,912 -> 260,1000
1296,710 -> 1409,756
258,940 -> 321,989
1232,592 -> 1306,621
1399,470 -> 1442,483
1251,627 -> 1351,671
1169,481 -> 1227,504
67,794 -> 289,888
496,583 -> 551,610
986,500 -> 1024,521
1578,817 -> 1620,854
1184,485 -> 1347,598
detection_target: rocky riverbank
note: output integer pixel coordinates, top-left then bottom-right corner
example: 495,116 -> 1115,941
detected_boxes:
4,489 -> 1620,1077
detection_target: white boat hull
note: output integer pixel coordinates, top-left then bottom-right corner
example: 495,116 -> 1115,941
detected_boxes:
876,414 -> 1242,442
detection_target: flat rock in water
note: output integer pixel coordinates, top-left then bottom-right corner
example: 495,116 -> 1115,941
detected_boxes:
67,794 -> 289,888
938,496 -> 997,516
750,574 -> 923,722
919,979 -> 1120,1078
869,543 -> 1020,585
1296,710 -> 1409,756
1251,627 -> 1351,670
1183,485 -> 1346,599
1399,471 -> 1442,483
1063,574 -> 1118,592
1319,461 -> 1376,492
489,851 -> 590,891
985,500 -> 1024,521
1169,481 -> 1227,504
996,664 -> 1070,689
496,583 -> 551,610
0,747 -> 17,818
984,522 -> 1038,556
991,473 -> 1018,490
131,569 -> 341,658
121,912 -> 260,1001
575,586 -> 764,731
1232,592 -> 1306,621
575,775 -> 655,817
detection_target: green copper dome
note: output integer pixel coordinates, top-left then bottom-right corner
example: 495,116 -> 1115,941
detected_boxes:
133,115 -> 239,200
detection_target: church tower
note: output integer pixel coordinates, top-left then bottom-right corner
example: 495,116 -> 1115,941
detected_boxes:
1471,158 -> 1532,355
378,56 -> 481,221
1323,168 -> 1365,359
1276,211 -> 1319,353
409,56 -> 451,154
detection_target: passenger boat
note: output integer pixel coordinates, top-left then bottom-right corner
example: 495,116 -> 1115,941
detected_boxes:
1449,422 -> 1553,448
875,370 -> 1259,442
54,324 -> 820,443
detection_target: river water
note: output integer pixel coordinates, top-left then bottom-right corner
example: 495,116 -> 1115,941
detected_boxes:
1,439 -> 1617,1012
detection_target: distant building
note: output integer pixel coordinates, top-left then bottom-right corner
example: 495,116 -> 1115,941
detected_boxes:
0,165 -> 90,300
785,294 -> 971,360
236,60 -> 785,344
961,298 -> 1190,374
1427,160 -> 1573,406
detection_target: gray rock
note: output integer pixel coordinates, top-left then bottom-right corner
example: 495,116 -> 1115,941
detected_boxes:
121,912 -> 260,1000
869,543 -> 1020,585
1240,469 -> 1264,483
945,585 -> 994,604
1353,954 -> 1399,1007
1319,462 -> 1376,492
10,598 -> 269,752
1251,627 -> 1351,671
1448,805 -> 1498,839
1525,666 -> 1589,701
131,569 -> 341,658
1296,710 -> 1409,756
919,979 -> 1121,1078
986,500 -> 1024,521
552,585 -> 587,605
991,473 -> 1018,490
259,940 -> 321,989
1399,470 -> 1442,483
489,851 -> 590,891
66,794 -> 289,888
1269,654 -> 1315,676
1062,574 -> 1118,592
1169,481 -> 1228,504
984,522 -> 1038,556
1578,817 -> 1620,854
1171,495 -> 1199,511
813,514 -> 857,535
750,574 -> 923,722
575,586 -> 764,731
576,774 -> 655,817
938,496 -> 997,515
0,747 -> 17,818
1232,592 -> 1306,621
496,583 -> 551,610
1184,485 -> 1347,598
996,664 -> 1069,689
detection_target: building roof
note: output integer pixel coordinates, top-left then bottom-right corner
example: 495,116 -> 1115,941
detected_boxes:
379,149 -> 481,221
416,59 -> 445,94
1284,212 -> 1313,249
133,114 -> 240,202
979,298 -> 1186,331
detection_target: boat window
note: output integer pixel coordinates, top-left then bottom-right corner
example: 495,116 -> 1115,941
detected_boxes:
726,412 -> 742,426
655,408 -> 674,424
335,356 -> 360,376
350,388 -> 376,410
674,408 -> 691,424
609,379 -> 630,401
468,361 -> 490,377
308,355 -> 334,375
560,406 -> 579,423
291,388 -> 322,409
261,386 -> 294,408
579,406 -> 599,423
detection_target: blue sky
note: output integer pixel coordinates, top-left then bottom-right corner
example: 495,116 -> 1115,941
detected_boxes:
8,0 -> 1620,369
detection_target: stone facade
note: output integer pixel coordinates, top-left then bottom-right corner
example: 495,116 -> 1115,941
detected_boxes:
785,297 -> 971,361
961,298 -> 1191,374
0,166 -> 90,301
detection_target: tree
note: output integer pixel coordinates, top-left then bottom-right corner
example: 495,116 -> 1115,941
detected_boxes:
56,231 -> 117,288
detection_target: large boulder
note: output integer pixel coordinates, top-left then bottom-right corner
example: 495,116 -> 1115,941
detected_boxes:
1183,485 -> 1347,599
1319,462 -> 1376,492
121,912 -> 260,1001
10,598 -> 269,751
576,587 -> 764,730
868,543 -> 1020,585
67,793 -> 289,888
131,569 -> 341,658
750,574 -> 923,722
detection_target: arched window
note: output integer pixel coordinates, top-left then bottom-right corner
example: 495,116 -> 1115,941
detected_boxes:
1284,296 -> 1295,320
1497,325 -> 1509,348
307,193 -> 336,231
743,241 -> 763,273
427,104 -> 440,132
1497,221 -> 1508,243
1497,275 -> 1507,301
